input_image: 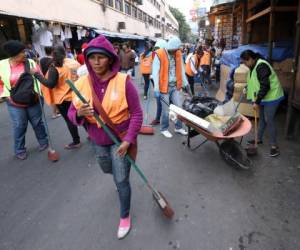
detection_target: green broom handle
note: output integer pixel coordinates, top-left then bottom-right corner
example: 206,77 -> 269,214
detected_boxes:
66,79 -> 149,185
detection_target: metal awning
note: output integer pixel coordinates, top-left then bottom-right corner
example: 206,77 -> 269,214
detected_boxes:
94,29 -> 145,40
0,8 -> 97,29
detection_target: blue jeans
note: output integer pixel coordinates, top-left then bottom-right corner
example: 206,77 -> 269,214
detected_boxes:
6,101 -> 48,155
93,143 -> 131,218
160,86 -> 183,131
258,103 -> 279,146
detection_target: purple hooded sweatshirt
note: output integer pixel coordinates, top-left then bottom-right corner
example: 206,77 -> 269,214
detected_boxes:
68,35 -> 143,145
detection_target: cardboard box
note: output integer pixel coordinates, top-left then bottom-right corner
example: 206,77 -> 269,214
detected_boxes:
216,64 -> 231,101
273,58 -> 293,73
238,102 -> 257,118
234,64 -> 249,83
275,71 -> 293,92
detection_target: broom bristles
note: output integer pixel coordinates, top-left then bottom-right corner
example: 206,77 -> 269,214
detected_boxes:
162,205 -> 175,219
245,145 -> 258,156
48,150 -> 60,162
153,190 -> 174,219
139,126 -> 155,135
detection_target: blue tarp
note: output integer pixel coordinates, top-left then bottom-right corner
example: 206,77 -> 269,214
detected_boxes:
221,43 -> 294,69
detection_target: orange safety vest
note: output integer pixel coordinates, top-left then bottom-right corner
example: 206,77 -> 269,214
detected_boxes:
185,54 -> 200,77
200,51 -> 211,66
155,48 -> 183,94
41,65 -> 73,105
72,72 -> 130,127
140,53 -> 153,74
64,58 -> 80,81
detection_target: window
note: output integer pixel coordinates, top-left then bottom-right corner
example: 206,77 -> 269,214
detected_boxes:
105,0 -> 113,7
115,0 -> 123,11
149,16 -> 153,26
156,20 -> 159,28
138,9 -> 142,20
132,6 -> 137,18
125,1 -> 131,15
143,12 -> 147,22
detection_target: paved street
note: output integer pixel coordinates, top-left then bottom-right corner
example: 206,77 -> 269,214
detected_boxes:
0,79 -> 300,250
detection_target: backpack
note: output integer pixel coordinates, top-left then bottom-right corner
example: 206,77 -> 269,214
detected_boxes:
10,60 -> 38,106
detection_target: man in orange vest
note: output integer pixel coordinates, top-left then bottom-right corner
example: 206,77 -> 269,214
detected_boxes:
149,39 -> 167,126
140,41 -> 153,99
152,36 -> 189,138
68,35 -> 143,239
200,45 -> 212,85
185,46 -> 204,95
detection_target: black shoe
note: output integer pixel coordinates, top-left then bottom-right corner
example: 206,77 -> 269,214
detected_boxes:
270,147 -> 280,157
247,139 -> 263,145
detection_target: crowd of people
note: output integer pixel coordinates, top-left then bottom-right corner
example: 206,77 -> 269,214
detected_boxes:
0,33 -> 284,239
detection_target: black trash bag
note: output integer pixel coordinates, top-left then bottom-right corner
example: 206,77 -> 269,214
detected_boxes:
182,96 -> 222,118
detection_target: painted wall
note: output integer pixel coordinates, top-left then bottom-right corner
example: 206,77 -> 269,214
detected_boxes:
0,0 -> 178,39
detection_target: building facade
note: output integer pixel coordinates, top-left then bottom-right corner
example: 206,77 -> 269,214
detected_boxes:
0,0 -> 178,41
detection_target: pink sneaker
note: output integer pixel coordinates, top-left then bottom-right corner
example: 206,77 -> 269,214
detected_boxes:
117,216 -> 131,239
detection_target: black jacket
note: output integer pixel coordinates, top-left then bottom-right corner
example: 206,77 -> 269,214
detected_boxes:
34,65 -> 59,89
251,62 -> 272,104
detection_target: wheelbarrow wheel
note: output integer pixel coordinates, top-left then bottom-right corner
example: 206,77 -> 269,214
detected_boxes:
219,139 -> 251,170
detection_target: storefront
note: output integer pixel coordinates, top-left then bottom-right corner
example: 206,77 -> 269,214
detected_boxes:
0,12 -> 98,60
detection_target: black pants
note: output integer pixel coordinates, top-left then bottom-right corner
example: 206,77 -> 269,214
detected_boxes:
143,74 -> 154,97
143,74 -> 151,97
186,73 -> 195,95
57,101 -> 80,144
215,64 -> 220,83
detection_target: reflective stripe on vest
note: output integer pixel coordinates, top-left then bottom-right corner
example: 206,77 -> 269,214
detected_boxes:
185,54 -> 200,77
72,72 -> 129,126
41,65 -> 72,105
140,53 -> 153,74
246,59 -> 284,103
200,51 -> 211,66
155,48 -> 183,94
0,59 -> 40,98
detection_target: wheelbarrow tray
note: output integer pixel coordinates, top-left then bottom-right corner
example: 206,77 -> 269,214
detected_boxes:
178,115 -> 252,170
178,115 -> 252,141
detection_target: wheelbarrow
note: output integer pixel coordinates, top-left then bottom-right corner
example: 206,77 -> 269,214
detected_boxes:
170,104 -> 252,170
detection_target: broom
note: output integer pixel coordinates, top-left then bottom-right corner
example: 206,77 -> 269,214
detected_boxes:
139,77 -> 155,135
246,92 -> 258,156
33,64 -> 59,162
66,79 -> 174,219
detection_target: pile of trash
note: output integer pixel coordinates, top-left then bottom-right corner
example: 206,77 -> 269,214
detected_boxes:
182,97 -> 242,135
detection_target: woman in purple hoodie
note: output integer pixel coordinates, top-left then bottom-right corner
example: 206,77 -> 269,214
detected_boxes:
68,35 -> 143,239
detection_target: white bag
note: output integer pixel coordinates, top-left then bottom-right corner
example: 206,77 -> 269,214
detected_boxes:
214,99 -> 236,116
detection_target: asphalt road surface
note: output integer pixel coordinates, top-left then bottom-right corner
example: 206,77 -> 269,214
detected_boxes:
1,78 -> 300,250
